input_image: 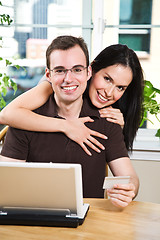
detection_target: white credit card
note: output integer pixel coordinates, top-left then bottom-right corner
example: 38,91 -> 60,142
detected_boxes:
103,176 -> 130,189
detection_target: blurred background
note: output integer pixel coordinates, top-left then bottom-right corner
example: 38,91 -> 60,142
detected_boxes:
0,0 -> 159,130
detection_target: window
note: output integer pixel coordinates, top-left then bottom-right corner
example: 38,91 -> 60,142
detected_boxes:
119,0 -> 152,53
0,0 -> 91,103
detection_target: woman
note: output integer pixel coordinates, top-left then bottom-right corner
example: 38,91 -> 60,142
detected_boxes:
0,44 -> 144,155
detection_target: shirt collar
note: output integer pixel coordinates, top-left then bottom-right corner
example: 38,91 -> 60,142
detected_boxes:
48,94 -> 59,117
50,92 -> 100,119
80,95 -> 100,119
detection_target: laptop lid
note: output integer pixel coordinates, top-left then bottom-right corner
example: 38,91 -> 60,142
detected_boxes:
0,162 -> 89,226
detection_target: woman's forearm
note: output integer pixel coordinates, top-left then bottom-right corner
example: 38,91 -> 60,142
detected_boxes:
0,105 -> 66,132
0,107 -> 107,156
0,81 -> 53,126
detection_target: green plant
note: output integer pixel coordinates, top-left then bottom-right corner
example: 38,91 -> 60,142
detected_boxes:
0,1 -> 17,109
140,80 -> 160,137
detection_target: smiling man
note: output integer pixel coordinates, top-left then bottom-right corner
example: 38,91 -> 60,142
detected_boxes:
1,36 -> 139,208
45,43 -> 90,118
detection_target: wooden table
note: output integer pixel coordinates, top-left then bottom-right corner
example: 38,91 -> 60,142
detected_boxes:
0,199 -> 160,240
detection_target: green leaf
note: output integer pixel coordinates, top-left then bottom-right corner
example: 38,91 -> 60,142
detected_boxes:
153,87 -> 160,95
5,59 -> 12,66
155,129 -> 160,137
10,79 -> 17,94
14,65 -> 20,70
1,86 -> 7,96
0,97 -> 6,109
141,80 -> 160,131
0,13 -> 13,25
2,74 -> 10,86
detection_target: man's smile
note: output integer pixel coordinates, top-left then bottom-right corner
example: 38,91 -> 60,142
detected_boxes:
61,85 -> 78,91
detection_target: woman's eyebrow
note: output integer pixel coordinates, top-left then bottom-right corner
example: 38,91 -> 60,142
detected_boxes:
105,73 -> 129,88
105,73 -> 113,81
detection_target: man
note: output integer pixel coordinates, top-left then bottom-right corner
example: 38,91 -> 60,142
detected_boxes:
0,36 -> 139,208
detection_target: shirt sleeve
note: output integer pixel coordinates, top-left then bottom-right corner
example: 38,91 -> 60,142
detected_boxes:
1,127 -> 31,160
104,121 -> 129,162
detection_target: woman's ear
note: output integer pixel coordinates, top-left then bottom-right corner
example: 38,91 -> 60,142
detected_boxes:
87,65 -> 92,81
45,68 -> 51,83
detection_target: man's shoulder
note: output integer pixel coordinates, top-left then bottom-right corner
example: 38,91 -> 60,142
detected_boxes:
7,125 -> 33,136
82,96 -> 122,130
98,116 -> 122,134
34,94 -> 57,117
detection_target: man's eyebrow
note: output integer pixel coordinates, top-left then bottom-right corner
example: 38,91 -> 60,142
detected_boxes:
72,64 -> 85,68
52,64 -> 85,70
52,66 -> 65,70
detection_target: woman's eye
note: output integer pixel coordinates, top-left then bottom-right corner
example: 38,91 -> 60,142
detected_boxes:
104,76 -> 111,82
117,86 -> 124,91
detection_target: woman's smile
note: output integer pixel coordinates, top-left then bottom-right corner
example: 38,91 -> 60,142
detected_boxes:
97,91 -> 109,103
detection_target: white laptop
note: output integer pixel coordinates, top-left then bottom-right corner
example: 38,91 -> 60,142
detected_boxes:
0,162 -> 89,228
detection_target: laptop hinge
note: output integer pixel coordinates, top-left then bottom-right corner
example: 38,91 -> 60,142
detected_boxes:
0,207 -> 71,217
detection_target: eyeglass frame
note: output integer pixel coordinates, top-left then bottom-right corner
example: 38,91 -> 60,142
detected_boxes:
49,65 -> 88,76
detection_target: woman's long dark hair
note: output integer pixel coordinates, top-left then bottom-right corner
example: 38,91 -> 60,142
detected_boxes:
91,44 -> 144,151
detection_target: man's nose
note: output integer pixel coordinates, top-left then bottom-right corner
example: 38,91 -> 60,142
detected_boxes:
64,70 -> 73,83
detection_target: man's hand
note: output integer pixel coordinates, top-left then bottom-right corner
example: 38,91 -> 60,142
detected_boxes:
107,183 -> 136,208
64,117 -> 108,156
99,106 -> 124,128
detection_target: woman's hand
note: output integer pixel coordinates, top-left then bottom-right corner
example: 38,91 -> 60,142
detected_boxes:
64,117 -> 108,156
106,183 -> 136,208
99,106 -> 124,128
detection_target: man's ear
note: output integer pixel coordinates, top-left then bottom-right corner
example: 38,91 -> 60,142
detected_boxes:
87,65 -> 92,81
45,68 -> 51,83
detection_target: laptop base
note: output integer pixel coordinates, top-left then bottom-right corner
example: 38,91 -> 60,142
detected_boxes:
0,214 -> 80,228
0,204 -> 89,228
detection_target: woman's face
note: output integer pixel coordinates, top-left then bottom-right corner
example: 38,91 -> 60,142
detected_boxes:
89,64 -> 133,109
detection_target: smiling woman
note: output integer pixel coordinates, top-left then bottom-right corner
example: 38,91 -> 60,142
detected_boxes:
0,44 -> 144,153
89,64 -> 132,109
89,44 -> 144,150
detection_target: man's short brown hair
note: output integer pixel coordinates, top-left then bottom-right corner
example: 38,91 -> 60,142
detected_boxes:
46,35 -> 89,69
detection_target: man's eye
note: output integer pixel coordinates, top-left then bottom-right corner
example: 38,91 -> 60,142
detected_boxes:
73,67 -> 83,73
55,69 -> 64,74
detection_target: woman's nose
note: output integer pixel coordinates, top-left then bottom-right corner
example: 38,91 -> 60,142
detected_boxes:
105,85 -> 115,96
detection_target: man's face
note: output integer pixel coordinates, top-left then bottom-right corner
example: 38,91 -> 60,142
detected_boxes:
46,45 -> 91,105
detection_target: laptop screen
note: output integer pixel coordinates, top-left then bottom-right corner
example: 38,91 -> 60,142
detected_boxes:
0,162 -> 85,217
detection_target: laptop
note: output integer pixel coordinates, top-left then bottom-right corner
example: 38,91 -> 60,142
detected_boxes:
0,162 -> 89,228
